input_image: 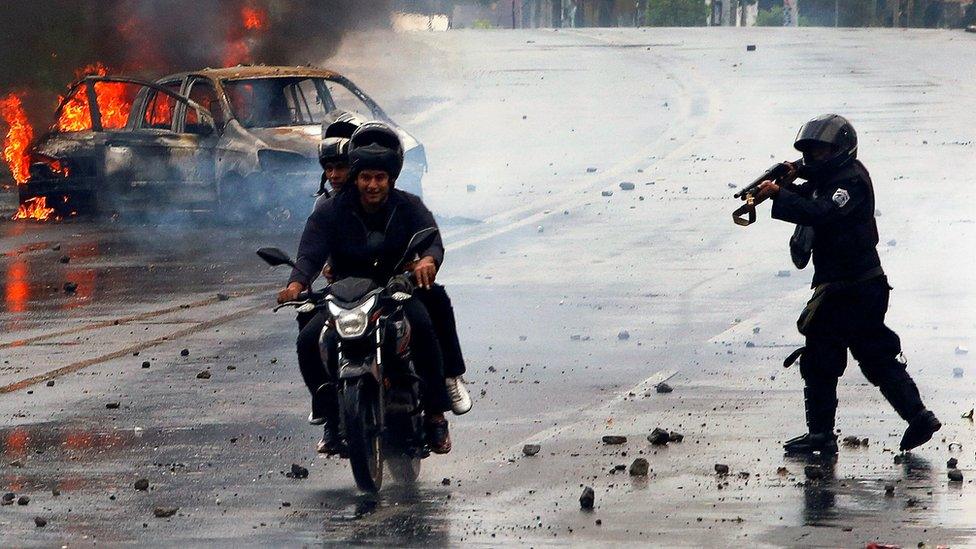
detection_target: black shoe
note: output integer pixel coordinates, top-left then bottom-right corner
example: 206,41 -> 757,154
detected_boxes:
783,432 -> 838,455
316,424 -> 347,456
900,409 -> 941,452
425,417 -> 452,455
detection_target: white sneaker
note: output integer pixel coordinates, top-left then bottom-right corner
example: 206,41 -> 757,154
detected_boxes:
446,376 -> 472,415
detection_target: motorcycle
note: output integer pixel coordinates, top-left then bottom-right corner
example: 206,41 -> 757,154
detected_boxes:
257,227 -> 439,492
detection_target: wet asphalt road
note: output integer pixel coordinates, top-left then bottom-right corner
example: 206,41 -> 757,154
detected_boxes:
2,28 -> 976,547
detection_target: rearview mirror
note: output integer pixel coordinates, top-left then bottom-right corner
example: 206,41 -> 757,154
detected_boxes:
257,247 -> 294,268
396,227 -> 439,268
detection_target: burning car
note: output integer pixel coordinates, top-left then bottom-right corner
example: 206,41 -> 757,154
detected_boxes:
19,66 -> 426,218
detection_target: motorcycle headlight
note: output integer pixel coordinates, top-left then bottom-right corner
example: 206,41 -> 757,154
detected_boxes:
328,296 -> 376,338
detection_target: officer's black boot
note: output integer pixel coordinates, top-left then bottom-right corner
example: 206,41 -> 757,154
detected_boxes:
784,385 -> 838,455
876,374 -> 941,451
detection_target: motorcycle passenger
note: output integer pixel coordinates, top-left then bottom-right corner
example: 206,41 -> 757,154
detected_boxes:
311,117 -> 473,417
278,122 -> 453,455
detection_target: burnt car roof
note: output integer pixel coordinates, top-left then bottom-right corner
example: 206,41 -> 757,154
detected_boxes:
158,65 -> 343,83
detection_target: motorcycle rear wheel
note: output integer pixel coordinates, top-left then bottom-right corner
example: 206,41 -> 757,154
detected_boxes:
342,377 -> 384,492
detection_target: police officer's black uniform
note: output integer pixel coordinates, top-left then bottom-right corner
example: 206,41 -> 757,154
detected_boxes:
770,114 -> 941,454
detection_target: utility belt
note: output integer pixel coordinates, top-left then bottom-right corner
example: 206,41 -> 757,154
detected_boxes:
783,265 -> 885,368
797,265 -> 885,335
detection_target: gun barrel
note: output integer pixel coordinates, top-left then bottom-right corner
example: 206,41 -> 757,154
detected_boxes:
731,159 -> 803,199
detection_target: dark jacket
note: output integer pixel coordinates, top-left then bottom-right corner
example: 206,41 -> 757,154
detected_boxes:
771,160 -> 880,286
289,189 -> 444,287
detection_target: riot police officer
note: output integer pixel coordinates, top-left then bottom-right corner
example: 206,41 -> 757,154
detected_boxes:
754,114 -> 941,455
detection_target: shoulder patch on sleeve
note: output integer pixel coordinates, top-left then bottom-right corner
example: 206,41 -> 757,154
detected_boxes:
832,188 -> 851,207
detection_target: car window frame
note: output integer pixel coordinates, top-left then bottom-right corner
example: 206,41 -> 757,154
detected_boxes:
183,77 -> 227,134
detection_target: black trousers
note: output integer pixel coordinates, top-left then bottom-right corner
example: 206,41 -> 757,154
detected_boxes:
299,283 -> 466,377
296,299 -> 451,414
798,276 -> 925,433
414,284 -> 466,377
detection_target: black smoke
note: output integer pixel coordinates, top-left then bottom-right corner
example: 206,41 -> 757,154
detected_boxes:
0,0 -> 392,123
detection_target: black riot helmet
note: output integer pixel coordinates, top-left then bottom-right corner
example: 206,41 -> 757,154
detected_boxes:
793,114 -> 858,175
348,121 -> 404,183
318,137 -> 350,169
323,111 -> 365,140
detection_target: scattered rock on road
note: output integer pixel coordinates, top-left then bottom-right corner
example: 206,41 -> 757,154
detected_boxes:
884,484 -> 895,496
34,516 -> 47,527
948,469 -> 964,482
668,431 -> 684,443
655,382 -> 673,394
153,507 -> 178,518
196,370 -> 211,380
714,464 -> 730,475
106,402 -> 120,409
287,464 -> 309,479
180,349 -> 190,357
602,435 -> 627,445
617,330 -> 630,340
947,457 -> 959,469
134,478 -> 150,491
579,486 -> 595,510
648,428 -> 670,446
522,444 -> 541,456
142,361 -> 151,368
63,282 -> 78,294
629,458 -> 649,476
619,182 -> 635,191
17,495 -> 30,505
601,190 -> 613,197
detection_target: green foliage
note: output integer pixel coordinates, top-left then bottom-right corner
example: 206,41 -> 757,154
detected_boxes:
645,0 -> 708,27
755,6 -> 784,26
471,18 -> 494,29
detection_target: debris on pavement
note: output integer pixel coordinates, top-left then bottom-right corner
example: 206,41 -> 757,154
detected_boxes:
619,182 -> 635,191
522,444 -> 541,456
196,370 -> 211,380
647,428 -> 670,446
579,486 -> 595,510
153,507 -> 179,518
948,469 -> 964,482
655,382 -> 673,394
287,464 -> 309,479
34,516 -> 47,527
617,330 -> 630,340
714,464 -> 730,475
602,435 -> 627,445
134,478 -> 150,491
629,458 -> 649,476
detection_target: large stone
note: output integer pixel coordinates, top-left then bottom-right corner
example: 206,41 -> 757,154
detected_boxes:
714,463 -> 730,475
153,507 -> 179,518
647,428 -> 670,446
602,435 -> 627,445
948,469 -> 964,482
522,444 -> 541,457
579,486 -> 595,510
629,458 -> 649,476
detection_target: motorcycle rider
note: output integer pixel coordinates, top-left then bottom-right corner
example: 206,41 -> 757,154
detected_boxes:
753,114 -> 941,455
279,122 -> 454,455
308,117 -> 472,417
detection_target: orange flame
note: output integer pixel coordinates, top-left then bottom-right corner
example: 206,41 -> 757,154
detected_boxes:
225,4 -> 269,66
0,93 -> 34,184
13,196 -> 56,221
57,63 -> 133,132
242,6 -> 268,30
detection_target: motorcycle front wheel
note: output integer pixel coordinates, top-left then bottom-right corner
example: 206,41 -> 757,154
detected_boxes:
342,377 -> 384,492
